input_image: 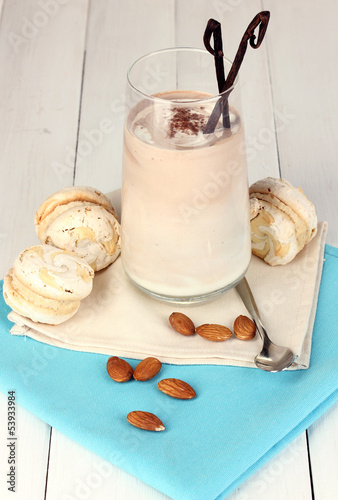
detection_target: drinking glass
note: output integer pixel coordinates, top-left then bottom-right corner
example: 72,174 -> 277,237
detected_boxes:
121,48 -> 251,303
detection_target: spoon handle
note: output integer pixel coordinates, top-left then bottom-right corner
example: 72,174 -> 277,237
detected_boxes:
235,278 -> 271,346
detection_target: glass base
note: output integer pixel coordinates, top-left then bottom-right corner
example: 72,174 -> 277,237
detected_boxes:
126,268 -> 248,305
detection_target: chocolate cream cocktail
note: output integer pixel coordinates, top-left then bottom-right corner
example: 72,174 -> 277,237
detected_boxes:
121,48 -> 251,303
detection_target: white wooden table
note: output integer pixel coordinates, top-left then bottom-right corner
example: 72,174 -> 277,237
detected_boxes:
0,1 -> 337,499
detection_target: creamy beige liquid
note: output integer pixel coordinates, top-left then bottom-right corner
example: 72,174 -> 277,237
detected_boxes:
121,90 -> 251,298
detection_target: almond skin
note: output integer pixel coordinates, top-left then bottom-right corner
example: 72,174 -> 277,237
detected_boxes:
127,411 -> 165,431
196,324 -> 232,341
234,315 -> 256,340
169,312 -> 195,336
107,356 -> 133,382
158,378 -> 196,399
133,357 -> 162,381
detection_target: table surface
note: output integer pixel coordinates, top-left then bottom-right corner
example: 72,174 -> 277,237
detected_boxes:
0,1 -> 337,499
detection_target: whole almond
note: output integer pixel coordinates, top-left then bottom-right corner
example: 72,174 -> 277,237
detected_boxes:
169,312 -> 195,336
196,324 -> 232,341
158,378 -> 196,399
127,411 -> 165,431
133,357 -> 162,381
234,315 -> 256,340
107,356 -> 133,382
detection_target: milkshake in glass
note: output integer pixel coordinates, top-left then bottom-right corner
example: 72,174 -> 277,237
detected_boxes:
121,49 -> 251,303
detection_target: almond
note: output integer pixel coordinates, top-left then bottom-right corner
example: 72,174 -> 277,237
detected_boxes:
169,312 -> 195,336
133,357 -> 162,381
158,378 -> 196,399
107,356 -> 133,382
127,411 -> 165,431
234,315 -> 256,340
196,324 -> 232,341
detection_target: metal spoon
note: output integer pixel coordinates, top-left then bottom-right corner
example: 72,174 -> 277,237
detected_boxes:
236,278 -> 296,372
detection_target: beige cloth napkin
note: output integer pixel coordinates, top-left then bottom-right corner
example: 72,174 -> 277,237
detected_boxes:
7,190 -> 327,370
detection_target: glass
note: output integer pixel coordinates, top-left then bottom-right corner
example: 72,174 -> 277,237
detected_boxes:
121,48 -> 251,303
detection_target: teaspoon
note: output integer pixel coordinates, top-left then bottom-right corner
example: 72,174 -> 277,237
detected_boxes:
236,278 -> 296,372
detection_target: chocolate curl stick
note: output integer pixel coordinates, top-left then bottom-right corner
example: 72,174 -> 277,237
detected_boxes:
204,11 -> 270,134
203,19 -> 230,128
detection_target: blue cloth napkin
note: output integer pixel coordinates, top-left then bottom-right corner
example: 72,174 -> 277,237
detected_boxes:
0,245 -> 337,500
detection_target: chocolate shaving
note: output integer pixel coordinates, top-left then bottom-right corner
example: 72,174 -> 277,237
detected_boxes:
168,107 -> 206,138
203,11 -> 270,134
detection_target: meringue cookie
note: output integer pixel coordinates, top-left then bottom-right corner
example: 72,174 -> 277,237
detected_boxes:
13,245 -> 94,301
3,269 -> 80,325
249,177 -> 317,266
42,205 -> 121,271
250,198 -> 299,265
35,187 -> 121,271
35,186 -> 117,229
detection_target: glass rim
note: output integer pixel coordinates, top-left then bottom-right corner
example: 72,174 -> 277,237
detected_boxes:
126,47 -> 238,103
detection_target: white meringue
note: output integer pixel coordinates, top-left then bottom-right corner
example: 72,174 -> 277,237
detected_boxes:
3,244 -> 94,324
13,245 -> 94,301
249,177 -> 317,266
42,205 -> 121,271
3,269 -> 80,325
35,186 -> 121,271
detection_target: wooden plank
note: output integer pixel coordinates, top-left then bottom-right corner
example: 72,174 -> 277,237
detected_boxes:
74,0 -> 175,191
0,1 -> 89,499
0,392 -> 50,499
175,0 -> 280,184
307,402 -> 338,499
261,1 -> 338,498
0,0 -> 89,279
44,426 -> 314,500
45,2 -> 176,499
262,0 -> 338,245
176,3 -> 314,500
45,429 -> 170,500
